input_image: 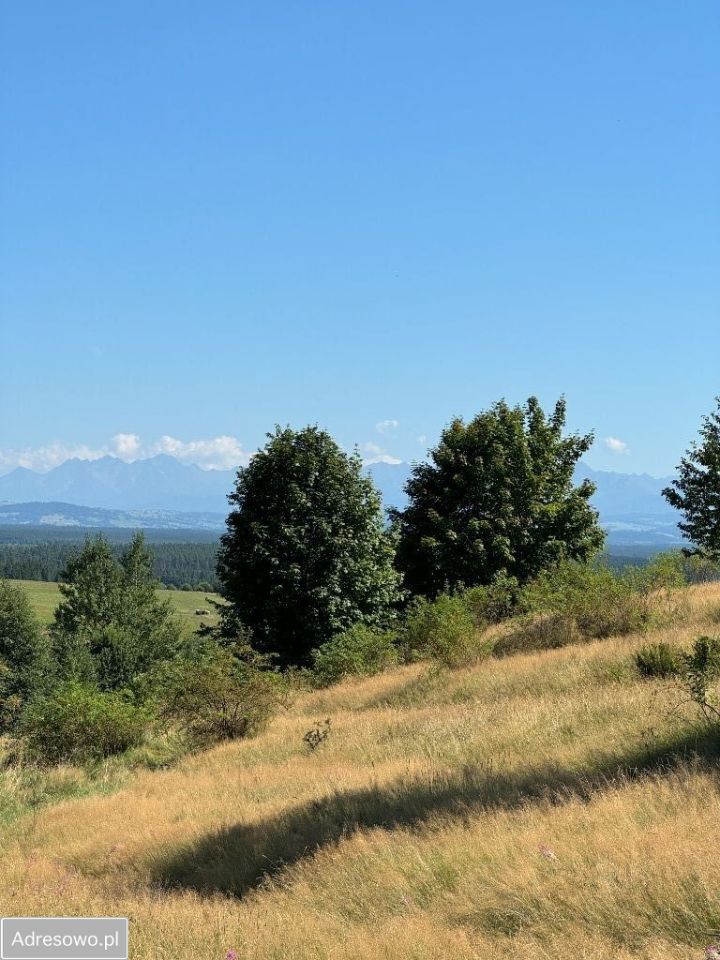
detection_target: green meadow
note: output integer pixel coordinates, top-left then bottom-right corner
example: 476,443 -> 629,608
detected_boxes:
15,579 -> 222,628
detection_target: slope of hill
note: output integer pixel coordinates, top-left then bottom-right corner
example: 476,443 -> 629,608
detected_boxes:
2,582 -> 718,959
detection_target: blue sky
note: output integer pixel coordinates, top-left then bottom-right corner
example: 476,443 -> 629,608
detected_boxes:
1,1 -> 718,477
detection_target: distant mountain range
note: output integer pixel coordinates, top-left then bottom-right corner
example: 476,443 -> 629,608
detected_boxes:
0,454 -> 684,546
0,455 -> 232,513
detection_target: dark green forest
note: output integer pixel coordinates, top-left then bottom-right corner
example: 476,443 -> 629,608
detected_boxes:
0,535 -> 220,589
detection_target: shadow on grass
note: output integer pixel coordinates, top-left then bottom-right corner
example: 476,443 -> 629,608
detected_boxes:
150,726 -> 719,899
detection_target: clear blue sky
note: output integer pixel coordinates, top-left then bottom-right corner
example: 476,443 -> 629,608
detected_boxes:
1,1 -> 718,477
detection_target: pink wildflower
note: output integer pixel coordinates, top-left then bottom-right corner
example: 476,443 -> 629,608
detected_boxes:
538,843 -> 557,861
226,951 -> 238,960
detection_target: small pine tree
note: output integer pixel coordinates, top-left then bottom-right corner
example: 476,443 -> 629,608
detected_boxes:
52,534 -> 180,689
0,579 -> 51,727
663,398 -> 720,561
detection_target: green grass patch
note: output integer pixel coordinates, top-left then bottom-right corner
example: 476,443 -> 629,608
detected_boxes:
14,579 -> 223,629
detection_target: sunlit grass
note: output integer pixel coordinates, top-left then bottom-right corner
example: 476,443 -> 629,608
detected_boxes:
1,583 -> 719,959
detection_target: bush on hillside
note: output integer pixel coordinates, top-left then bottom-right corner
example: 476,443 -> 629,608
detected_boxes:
56,620 -> 181,692
311,624 -> 398,687
148,643 -> 283,746
520,562 -> 643,639
493,558 -> 689,658
634,642 -> 684,679
520,557 -> 686,642
463,572 -> 520,627
682,635 -> 720,726
681,553 -> 720,584
493,613 -> 581,657
19,682 -> 150,765
398,594 -> 488,668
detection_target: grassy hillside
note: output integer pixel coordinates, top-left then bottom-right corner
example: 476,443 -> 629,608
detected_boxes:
16,578 -> 222,628
2,584 -> 720,958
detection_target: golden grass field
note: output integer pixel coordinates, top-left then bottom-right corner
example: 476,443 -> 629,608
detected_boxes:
2,584 -> 720,959
16,578 -> 222,628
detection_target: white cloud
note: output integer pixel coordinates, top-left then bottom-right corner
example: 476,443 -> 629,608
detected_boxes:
604,436 -> 630,455
112,433 -> 142,458
361,441 -> 402,466
375,419 -> 399,434
0,434 -> 251,475
0,442 -> 107,473
150,435 -> 250,470
417,434 -> 427,444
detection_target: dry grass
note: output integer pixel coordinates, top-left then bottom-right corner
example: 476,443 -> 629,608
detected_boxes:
2,584 -> 720,959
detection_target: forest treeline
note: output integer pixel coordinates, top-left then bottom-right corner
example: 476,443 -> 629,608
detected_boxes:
0,540 -> 220,590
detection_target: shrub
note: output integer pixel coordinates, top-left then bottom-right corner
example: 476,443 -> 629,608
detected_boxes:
521,562 -> 644,639
148,643 -> 283,746
519,558 -> 686,642
311,624 -> 397,687
682,635 -> 720,725
635,642 -> 683,679
398,594 -> 487,668
681,553 -> 720,584
303,718 -> 331,751
463,572 -> 520,627
19,682 -> 149,765
494,613 -> 581,657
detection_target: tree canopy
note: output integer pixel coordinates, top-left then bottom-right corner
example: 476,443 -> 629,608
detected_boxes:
391,397 -> 604,596
217,426 -> 402,667
52,533 -> 180,689
0,579 -> 50,726
663,397 -> 720,560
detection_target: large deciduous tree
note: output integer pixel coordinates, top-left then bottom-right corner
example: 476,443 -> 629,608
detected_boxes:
391,397 -> 604,597
217,426 -> 402,667
663,398 -> 720,560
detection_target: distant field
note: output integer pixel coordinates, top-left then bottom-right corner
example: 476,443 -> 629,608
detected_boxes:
15,579 -> 222,628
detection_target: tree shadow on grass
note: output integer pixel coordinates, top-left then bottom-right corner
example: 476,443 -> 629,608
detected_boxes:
149,727 -> 719,899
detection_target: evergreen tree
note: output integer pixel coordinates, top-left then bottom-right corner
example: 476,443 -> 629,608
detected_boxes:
663,397 -> 720,560
391,397 -> 604,597
54,536 -> 123,635
52,534 -> 180,689
0,579 -> 50,727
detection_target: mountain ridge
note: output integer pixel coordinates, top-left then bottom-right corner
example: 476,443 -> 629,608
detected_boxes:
0,454 -> 683,544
